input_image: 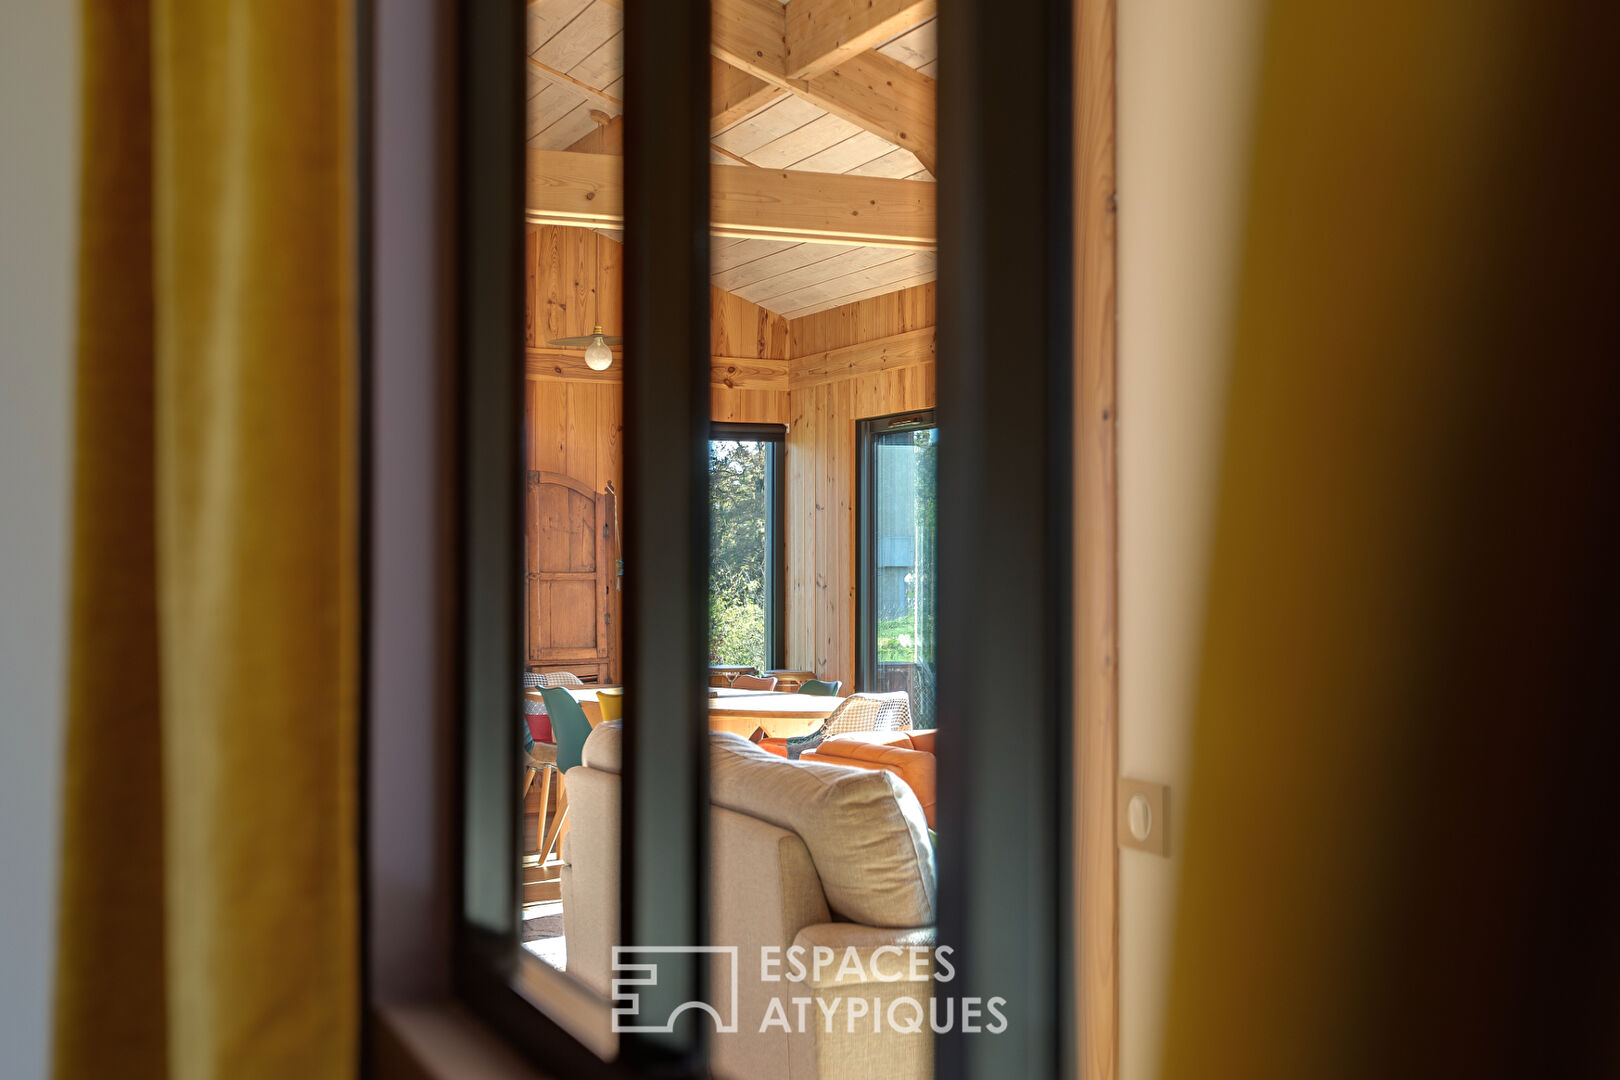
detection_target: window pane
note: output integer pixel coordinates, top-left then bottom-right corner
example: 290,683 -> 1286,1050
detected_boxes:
709,438 -> 773,672
512,2 -> 628,1048
870,424 -> 938,729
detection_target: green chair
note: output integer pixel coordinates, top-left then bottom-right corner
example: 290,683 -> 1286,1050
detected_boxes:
799,679 -> 842,696
539,687 -> 594,774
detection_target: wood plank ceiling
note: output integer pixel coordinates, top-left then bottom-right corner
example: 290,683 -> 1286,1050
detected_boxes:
526,0 -> 937,319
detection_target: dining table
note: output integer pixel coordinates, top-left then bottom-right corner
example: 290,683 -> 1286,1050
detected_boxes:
561,686 -> 843,740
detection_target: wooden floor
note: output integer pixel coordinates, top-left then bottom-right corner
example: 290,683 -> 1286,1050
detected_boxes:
520,785 -> 569,970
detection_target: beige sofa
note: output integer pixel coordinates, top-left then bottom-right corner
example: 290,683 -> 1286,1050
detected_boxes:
561,723 -> 938,1080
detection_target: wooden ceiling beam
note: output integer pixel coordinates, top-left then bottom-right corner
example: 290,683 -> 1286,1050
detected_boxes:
797,51 -> 936,175
526,149 -> 937,249
787,325 -> 935,389
527,349 -> 788,390
713,0 -> 790,82
567,113 -> 623,156
527,55 -> 622,111
712,57 -> 788,132
710,0 -> 936,174
784,0 -> 936,80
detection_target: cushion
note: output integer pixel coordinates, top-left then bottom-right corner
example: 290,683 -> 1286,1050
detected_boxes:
802,734 -> 937,828
577,723 -> 935,927
710,734 -> 934,928
523,689 -> 554,744
581,719 -> 623,771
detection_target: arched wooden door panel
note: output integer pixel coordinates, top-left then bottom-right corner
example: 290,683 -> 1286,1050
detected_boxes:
525,470 -> 618,682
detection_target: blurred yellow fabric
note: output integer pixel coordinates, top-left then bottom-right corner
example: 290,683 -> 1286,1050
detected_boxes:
54,2 -> 358,1078
1162,2 -> 1620,1078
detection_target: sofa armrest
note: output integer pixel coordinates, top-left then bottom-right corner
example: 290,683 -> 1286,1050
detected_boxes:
780,923 -> 936,1080
789,923 -> 938,989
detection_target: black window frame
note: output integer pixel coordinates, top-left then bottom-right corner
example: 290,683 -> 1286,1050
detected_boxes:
444,0 -> 1077,1076
709,421 -> 787,673
449,1 -> 712,1076
857,409 -> 938,702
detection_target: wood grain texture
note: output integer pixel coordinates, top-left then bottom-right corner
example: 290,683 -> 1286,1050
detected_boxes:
798,51 -> 937,175
523,226 -> 793,674
712,56 -> 787,131
521,229 -> 941,691
787,281 -> 935,353
525,149 -> 937,249
524,351 -> 787,392
784,0 -> 937,79
567,113 -> 623,156
788,325 -> 934,389
1075,0 -> 1120,1076
526,54 -> 622,110
712,37 -> 936,176
713,0 -> 789,81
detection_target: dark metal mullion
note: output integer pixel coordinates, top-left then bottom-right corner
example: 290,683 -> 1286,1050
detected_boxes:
767,439 -> 785,670
620,0 -> 711,1072
936,0 -> 1073,1077
448,0 -> 626,1071
453,0 -> 525,942
857,419 -> 876,692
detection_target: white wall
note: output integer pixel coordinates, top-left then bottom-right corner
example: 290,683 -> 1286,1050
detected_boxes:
0,2 -> 79,1076
1114,1 -> 1266,1077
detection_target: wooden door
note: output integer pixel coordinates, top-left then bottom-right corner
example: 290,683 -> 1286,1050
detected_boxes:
525,471 -> 619,682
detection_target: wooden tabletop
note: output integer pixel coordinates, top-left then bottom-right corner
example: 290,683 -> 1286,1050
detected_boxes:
545,686 -> 839,740
706,689 -> 842,738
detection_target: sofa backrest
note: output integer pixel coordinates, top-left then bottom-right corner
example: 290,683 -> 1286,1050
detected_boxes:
579,724 -> 935,926
563,724 -> 936,1080
708,733 -> 935,926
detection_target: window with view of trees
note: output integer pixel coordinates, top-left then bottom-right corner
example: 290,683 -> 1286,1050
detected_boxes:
860,412 -> 937,729
709,428 -> 782,671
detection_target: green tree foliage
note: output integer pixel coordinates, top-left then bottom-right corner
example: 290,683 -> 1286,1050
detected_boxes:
709,440 -> 769,670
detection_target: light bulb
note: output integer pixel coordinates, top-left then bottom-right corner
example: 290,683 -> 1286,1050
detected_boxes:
584,333 -> 613,371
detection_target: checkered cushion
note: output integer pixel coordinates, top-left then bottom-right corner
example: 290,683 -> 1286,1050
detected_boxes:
524,671 -> 585,689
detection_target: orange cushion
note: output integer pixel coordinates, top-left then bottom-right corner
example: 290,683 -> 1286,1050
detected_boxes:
802,735 -> 936,828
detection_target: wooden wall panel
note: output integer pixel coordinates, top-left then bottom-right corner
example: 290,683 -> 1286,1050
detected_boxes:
522,225 -> 792,671
1076,0 -> 1120,1072
781,286 -> 937,688
522,225 -> 931,686
788,281 -> 936,355
710,284 -> 790,422
596,231 -> 623,335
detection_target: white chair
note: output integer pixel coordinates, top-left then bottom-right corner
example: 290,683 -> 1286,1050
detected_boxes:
784,690 -> 912,759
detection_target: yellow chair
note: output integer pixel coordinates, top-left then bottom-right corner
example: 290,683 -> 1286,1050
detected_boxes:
595,687 -> 625,726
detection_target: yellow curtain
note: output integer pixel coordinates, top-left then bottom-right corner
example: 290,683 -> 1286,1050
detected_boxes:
55,2 -> 357,1078
1161,2 -> 1620,1078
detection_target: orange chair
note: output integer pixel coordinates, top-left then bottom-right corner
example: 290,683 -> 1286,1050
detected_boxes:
800,730 -> 936,827
729,674 -> 778,691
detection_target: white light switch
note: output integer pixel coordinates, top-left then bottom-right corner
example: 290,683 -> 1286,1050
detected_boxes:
1118,778 -> 1168,856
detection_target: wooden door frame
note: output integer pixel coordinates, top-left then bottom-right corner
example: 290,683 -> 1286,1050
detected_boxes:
1075,0 -> 1120,1077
